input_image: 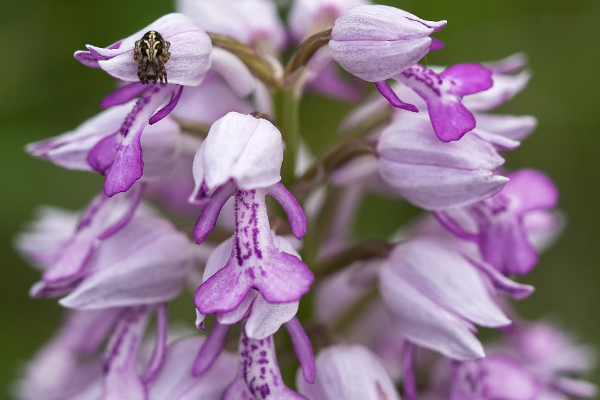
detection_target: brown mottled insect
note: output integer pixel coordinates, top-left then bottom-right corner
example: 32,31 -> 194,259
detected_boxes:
134,31 -> 171,84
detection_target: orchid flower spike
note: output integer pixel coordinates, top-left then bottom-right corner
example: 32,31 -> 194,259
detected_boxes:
191,112 -> 313,316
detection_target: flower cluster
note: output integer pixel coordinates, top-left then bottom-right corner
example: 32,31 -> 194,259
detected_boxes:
15,1 -> 595,399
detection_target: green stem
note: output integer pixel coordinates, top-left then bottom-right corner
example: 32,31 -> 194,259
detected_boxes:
313,240 -> 392,280
273,88 -> 301,187
208,32 -> 279,90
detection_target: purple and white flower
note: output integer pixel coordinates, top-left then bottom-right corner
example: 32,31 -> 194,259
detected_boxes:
191,112 -> 313,315
436,169 -> 559,275
377,115 -> 509,210
379,237 -> 533,360
329,5 -> 446,82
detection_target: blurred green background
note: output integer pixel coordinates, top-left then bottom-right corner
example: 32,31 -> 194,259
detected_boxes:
1,0 -> 599,397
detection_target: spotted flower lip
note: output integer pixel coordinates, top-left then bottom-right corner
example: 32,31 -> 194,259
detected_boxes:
392,63 -> 494,141
191,234 -> 315,384
329,5 -> 446,82
193,185 -> 312,314
296,345 -> 401,400
224,329 -> 309,400
379,237 -> 533,360
194,235 -> 301,338
377,115 -> 508,210
75,13 -> 212,86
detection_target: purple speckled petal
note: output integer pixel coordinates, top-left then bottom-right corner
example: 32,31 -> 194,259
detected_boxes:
267,183 -> 307,239
195,188 -> 313,314
101,82 -> 148,109
193,321 -> 231,377
104,85 -> 174,196
149,85 -> 184,125
79,14 -> 212,86
224,330 -> 308,400
285,317 -> 315,384
375,81 -> 418,112
60,216 -> 192,309
394,64 -> 492,142
193,181 -> 236,244
296,345 -> 401,400
142,304 -> 168,384
102,306 -> 152,400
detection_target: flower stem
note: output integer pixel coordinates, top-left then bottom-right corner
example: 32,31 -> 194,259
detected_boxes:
274,88 -> 301,187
